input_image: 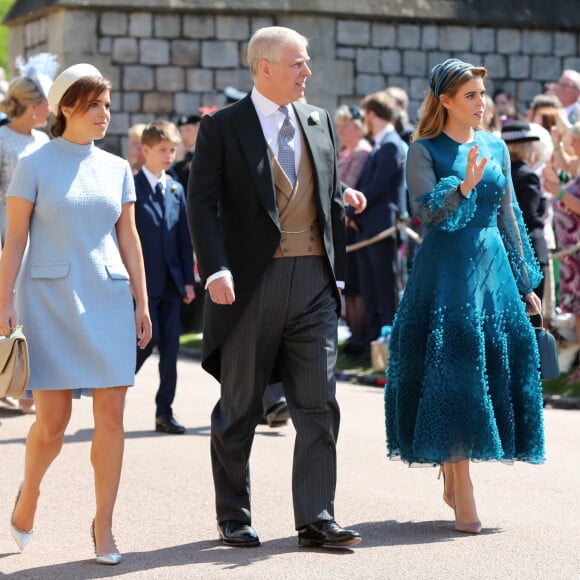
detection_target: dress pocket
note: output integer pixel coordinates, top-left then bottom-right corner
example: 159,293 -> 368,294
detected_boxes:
30,263 -> 70,279
105,263 -> 130,280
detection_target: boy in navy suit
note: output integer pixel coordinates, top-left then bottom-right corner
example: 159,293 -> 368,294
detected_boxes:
134,120 -> 195,433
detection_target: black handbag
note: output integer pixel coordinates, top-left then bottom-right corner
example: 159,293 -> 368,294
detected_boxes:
534,324 -> 560,381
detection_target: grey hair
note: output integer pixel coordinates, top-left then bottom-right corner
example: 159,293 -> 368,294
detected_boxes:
247,26 -> 308,76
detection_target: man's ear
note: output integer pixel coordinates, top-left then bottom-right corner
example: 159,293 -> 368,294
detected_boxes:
258,59 -> 271,79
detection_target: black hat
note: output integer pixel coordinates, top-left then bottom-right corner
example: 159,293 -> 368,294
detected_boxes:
177,114 -> 202,127
501,120 -> 540,143
224,86 -> 247,104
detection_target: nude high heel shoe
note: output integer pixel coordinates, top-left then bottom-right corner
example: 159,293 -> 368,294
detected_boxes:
91,519 -> 122,565
10,483 -> 33,551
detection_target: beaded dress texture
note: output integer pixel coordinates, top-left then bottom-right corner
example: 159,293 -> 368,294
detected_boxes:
385,130 -> 545,465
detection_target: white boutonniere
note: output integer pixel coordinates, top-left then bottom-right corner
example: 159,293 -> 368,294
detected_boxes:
308,111 -> 321,126
170,184 -> 178,195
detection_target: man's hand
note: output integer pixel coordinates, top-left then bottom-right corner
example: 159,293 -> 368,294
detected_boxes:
183,284 -> 196,304
208,275 -> 235,305
344,188 -> 367,214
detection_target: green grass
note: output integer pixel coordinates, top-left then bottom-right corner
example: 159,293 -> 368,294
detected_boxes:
542,373 -> 580,398
180,334 -> 580,398
0,1 -> 15,74
179,333 -> 203,350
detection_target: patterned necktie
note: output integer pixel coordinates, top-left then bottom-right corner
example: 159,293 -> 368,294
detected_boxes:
278,105 -> 296,186
154,182 -> 165,214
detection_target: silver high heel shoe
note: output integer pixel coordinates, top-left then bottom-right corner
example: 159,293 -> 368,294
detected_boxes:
10,482 -> 33,551
91,519 -> 122,565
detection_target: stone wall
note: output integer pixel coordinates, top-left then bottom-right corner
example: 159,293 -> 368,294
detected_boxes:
4,2 -> 580,155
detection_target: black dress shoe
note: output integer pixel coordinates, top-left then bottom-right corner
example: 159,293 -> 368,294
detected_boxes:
264,401 -> 290,428
155,414 -> 186,434
217,520 -> 260,547
298,520 -> 362,548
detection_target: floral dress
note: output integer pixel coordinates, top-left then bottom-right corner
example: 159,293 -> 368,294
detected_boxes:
385,130 -> 545,465
554,176 -> 580,316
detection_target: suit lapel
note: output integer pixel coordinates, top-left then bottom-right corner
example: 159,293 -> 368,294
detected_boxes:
232,96 -> 278,225
293,102 -> 330,222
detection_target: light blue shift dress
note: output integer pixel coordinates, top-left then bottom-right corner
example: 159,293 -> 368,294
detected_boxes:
385,130 -> 545,466
7,137 -> 137,396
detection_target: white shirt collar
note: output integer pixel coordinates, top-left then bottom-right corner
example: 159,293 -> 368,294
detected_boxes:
373,123 -> 395,148
142,165 -> 166,193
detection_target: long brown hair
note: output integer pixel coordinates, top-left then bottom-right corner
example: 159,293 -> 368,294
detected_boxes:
51,76 -> 111,137
413,66 -> 487,141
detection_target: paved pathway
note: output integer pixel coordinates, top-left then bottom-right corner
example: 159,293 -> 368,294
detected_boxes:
1,354 -> 579,579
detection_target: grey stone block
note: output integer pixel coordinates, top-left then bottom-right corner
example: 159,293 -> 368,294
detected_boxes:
217,15 -> 250,40
123,92 -> 142,113
113,38 -> 138,64
355,74 -> 385,96
483,54 -> 507,78
140,39 -> 170,66
337,20 -> 370,46
183,15 -> 215,39
154,14 -> 181,39
509,55 -> 530,79
123,66 -> 155,91
522,30 -> 552,55
215,69 -> 252,93
531,56 -> 562,82
381,50 -> 401,75
186,68 -> 214,92
156,67 -> 185,92
201,41 -> 239,68
337,47 -> 356,60
553,32 -> 576,57
397,24 -> 420,50
357,48 -> 381,74
174,92 -> 202,116
421,26 -> 439,50
563,56 -> 580,72
439,26 -> 470,52
497,29 -> 521,54
142,92 -> 174,114
403,51 -> 427,77
372,23 -> 396,48
107,111 -> 130,136
471,27 -> 495,53
99,37 -> 112,55
129,12 -> 152,38
171,40 -> 201,67
100,12 -> 127,37
251,17 -> 275,33
427,52 -> 450,70
517,81 -> 544,108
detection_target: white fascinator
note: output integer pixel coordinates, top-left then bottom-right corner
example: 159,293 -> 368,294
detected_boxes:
15,52 -> 59,100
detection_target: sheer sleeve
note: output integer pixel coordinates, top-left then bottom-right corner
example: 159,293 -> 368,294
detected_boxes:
497,144 -> 543,296
407,142 -> 477,231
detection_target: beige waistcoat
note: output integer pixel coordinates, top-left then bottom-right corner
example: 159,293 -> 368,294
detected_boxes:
271,127 -> 325,259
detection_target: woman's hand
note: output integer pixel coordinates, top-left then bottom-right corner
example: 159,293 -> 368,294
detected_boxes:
135,305 -> 152,349
461,144 -> 488,196
0,304 -> 17,336
524,291 -> 542,316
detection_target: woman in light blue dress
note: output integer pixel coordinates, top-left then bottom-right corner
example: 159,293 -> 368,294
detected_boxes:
0,64 -> 152,564
385,59 -> 544,534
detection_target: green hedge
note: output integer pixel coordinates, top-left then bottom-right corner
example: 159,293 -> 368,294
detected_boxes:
0,1 -> 15,75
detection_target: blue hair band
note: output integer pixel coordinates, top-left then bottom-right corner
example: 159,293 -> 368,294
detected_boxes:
430,58 -> 475,99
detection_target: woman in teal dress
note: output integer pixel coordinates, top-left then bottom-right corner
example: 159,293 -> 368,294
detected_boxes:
385,59 -> 545,534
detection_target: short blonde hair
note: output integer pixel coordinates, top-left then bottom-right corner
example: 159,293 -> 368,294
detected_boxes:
247,26 -> 308,76
141,120 -> 181,147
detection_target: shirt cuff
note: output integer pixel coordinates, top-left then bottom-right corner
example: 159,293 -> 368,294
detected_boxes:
205,270 -> 232,289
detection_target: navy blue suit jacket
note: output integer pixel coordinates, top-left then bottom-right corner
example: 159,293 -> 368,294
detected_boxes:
134,170 -> 195,299
350,129 -> 407,237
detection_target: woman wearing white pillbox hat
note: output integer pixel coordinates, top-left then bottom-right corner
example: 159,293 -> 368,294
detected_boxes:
0,63 -> 152,565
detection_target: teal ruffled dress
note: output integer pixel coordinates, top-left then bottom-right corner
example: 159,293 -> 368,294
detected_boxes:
385,130 -> 545,465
